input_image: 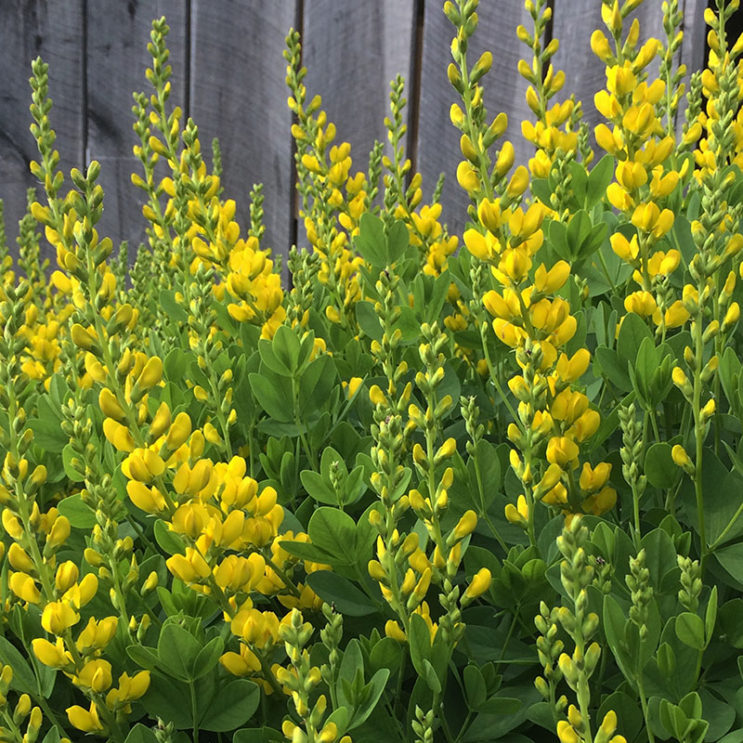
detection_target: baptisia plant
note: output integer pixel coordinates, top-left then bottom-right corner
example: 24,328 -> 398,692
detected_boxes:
0,0 -> 742,741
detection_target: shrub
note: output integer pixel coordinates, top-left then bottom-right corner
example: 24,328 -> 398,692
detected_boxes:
1,0 -> 743,741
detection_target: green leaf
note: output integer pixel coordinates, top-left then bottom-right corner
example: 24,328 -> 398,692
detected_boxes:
154,519 -> 186,556
249,372 -> 294,422
408,613 -> 432,681
159,289 -> 188,324
124,724 -> 159,743
644,443 -> 678,489
307,508 -> 357,566
233,728 -> 283,743
28,397 -> 66,453
191,636 -> 225,680
306,571 -> 378,616
271,325 -> 302,375
704,585 -> 718,642
586,155 -> 615,207
356,300 -> 383,342
157,622 -> 202,681
300,470 -> 338,505
675,612 -> 706,650
617,312 -> 652,365
603,595 -> 632,677
62,443 -> 85,482
387,219 -> 409,264
0,636 -> 38,694
199,679 -> 260,732
356,213 -> 387,267
57,494 -> 97,528
595,347 -> 633,392
464,665 -> 487,709
348,668 -> 389,730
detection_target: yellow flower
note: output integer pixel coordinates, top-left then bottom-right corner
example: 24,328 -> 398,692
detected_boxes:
73,659 -> 113,693
32,637 -> 71,668
66,703 -> 104,733
9,572 -> 41,604
453,510 -> 478,539
505,494 -> 529,525
546,437 -> 579,467
465,568 -> 492,600
41,602 -> 80,635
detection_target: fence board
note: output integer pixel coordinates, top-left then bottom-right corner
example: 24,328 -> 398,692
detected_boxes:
0,0 -> 84,257
302,0 -> 417,181
679,0 -> 708,126
190,1 -> 296,266
416,0 -> 534,240
87,0 -> 187,258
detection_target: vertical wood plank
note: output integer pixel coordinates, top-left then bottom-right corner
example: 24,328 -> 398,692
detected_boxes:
190,1 -> 297,263
87,0 -> 187,258
0,0 -> 84,260
416,0 -> 534,240
302,0 -> 417,171
679,0 -> 708,126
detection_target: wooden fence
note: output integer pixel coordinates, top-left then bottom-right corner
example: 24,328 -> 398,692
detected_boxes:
0,0 -> 708,266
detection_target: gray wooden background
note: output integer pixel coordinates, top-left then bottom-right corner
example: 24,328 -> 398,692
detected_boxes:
0,0 -> 707,266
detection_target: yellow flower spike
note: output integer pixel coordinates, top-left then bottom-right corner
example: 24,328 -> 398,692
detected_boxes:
724,302 -> 740,329
41,602 -> 79,635
9,572 -> 41,604
672,444 -> 692,470
478,198 -> 503,232
318,722 -> 338,743
66,703 -> 104,733
32,637 -> 71,668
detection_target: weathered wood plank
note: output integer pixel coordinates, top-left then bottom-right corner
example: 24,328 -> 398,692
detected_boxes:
416,0 -> 534,240
0,0 -> 84,260
679,0 -> 708,127
302,0 -> 417,172
87,0 -> 187,258
190,0 -> 297,264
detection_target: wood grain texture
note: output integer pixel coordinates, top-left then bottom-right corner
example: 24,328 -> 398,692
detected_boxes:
190,0 -> 297,265
302,0 -> 417,174
0,0 -> 84,259
416,0 -> 534,240
87,0 -> 187,259
679,0 -> 708,127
